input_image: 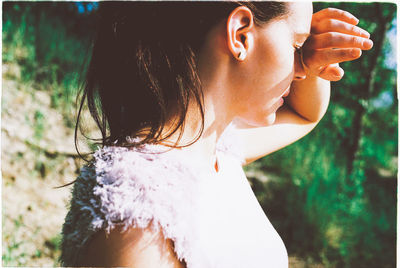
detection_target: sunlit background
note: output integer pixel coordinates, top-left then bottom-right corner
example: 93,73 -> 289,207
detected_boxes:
2,2 -> 397,267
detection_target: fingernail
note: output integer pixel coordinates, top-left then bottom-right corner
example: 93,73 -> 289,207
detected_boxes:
363,39 -> 373,49
361,30 -> 370,38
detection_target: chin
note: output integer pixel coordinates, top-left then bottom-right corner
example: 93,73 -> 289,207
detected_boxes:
237,112 -> 276,127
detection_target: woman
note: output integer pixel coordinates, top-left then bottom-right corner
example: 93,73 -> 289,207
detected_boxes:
61,2 -> 372,267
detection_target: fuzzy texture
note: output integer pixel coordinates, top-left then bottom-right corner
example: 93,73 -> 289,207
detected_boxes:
60,122 -> 244,267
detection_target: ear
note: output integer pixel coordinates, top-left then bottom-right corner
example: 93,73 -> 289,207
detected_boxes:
227,6 -> 254,62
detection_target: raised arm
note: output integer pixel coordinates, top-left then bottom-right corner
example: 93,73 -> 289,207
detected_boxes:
236,8 -> 373,165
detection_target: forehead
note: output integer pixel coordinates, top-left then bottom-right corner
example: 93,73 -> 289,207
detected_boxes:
285,2 -> 313,35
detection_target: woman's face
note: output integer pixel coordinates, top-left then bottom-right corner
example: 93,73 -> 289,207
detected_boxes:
233,3 -> 313,126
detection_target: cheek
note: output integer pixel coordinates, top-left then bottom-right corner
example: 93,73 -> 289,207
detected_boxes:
250,45 -> 294,99
251,50 -> 294,102
264,49 -> 294,79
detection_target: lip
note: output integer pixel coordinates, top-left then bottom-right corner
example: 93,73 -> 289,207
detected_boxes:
278,97 -> 284,107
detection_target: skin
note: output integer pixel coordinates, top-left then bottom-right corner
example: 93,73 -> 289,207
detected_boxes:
82,3 -> 372,266
81,225 -> 184,267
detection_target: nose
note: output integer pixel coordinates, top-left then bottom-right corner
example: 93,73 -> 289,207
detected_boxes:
294,51 -> 306,81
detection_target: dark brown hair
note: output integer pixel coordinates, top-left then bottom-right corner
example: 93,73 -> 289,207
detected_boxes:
75,1 -> 287,157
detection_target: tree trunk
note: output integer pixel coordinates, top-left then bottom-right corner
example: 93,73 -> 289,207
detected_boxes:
346,4 -> 394,177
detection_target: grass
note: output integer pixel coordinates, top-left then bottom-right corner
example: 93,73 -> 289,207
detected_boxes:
2,215 -> 27,266
3,3 -> 90,130
33,110 -> 45,141
2,4 -> 92,266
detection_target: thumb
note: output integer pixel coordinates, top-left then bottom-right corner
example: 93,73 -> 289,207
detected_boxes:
318,63 -> 344,81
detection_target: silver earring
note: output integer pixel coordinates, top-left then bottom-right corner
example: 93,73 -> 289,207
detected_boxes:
238,51 -> 246,61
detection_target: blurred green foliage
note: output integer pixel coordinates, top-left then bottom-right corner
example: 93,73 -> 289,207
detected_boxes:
2,2 -> 397,267
2,2 -> 96,123
249,3 -> 397,268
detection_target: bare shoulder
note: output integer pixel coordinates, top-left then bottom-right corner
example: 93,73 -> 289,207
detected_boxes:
80,224 -> 186,268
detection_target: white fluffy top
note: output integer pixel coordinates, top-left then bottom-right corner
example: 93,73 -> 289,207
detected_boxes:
60,122 -> 244,266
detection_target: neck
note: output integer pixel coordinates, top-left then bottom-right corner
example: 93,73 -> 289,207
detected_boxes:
155,24 -> 233,173
161,93 -> 233,173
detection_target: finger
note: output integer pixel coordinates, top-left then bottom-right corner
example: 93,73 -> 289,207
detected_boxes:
319,64 -> 344,81
312,8 -> 359,25
312,19 -> 370,38
303,48 -> 362,70
306,32 -> 373,50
